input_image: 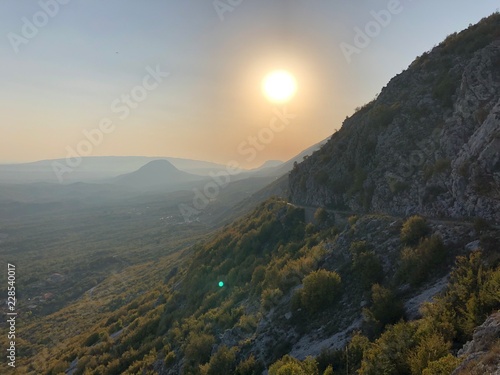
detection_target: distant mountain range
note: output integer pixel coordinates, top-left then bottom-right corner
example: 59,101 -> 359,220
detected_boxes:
0,156 -> 228,184
0,140 -> 327,186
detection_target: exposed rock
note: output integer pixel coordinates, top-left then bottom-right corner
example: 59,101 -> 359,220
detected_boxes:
289,318 -> 363,360
465,239 -> 481,251
290,17 -> 500,225
453,311 -> 500,374
403,276 -> 448,320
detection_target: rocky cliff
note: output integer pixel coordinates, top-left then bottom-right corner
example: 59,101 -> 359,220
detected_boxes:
290,14 -> 500,224
453,311 -> 500,374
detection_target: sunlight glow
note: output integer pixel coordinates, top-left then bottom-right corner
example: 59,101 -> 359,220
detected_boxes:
262,70 -> 297,103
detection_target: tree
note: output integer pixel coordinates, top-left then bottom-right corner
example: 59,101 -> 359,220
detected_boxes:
445,251 -> 495,340
400,215 -> 430,245
200,346 -> 237,375
421,355 -> 461,375
359,321 -> 417,375
235,355 -> 264,375
363,284 -> 404,338
407,334 -> 451,375
352,250 -> 383,289
299,270 -> 342,314
397,235 -> 446,286
184,332 -> 215,365
345,331 -> 370,374
261,288 -> 283,311
314,208 -> 334,228
269,355 -> 319,375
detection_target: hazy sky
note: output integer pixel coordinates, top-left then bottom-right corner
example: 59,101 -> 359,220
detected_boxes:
0,0 -> 498,167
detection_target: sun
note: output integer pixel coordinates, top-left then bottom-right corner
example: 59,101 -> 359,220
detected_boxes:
262,70 -> 297,103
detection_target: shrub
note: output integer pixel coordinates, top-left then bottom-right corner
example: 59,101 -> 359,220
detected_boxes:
359,321 -> 417,375
251,265 -> 266,289
421,354 -> 461,375
352,251 -> 384,289
433,73 -> 457,108
433,159 -> 451,174
458,161 -> 470,177
408,334 -> 451,375
298,270 -> 342,314
389,179 -> 410,194
316,348 -> 342,374
269,355 -> 319,375
425,159 -> 451,179
473,217 -> 490,233
314,208 -> 331,227
348,166 -> 367,195
314,170 -> 329,185
200,345 -> 237,375
278,255 -> 318,292
349,240 -> 369,255
363,284 -> 404,338
84,332 -> 100,347
184,333 -> 215,365
475,105 -> 490,124
261,288 -> 283,311
370,103 -> 399,128
236,314 -> 258,333
300,176 -> 307,191
348,215 -> 359,227
235,355 -> 264,375
164,351 -> 176,367
305,223 -> 316,235
346,332 -> 371,374
400,216 -> 430,245
350,241 -> 383,288
397,235 -> 447,286
421,251 -> 500,344
446,252 -> 499,340
330,178 -> 350,194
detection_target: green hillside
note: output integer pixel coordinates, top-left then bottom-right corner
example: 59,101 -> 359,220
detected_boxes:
13,197 -> 500,374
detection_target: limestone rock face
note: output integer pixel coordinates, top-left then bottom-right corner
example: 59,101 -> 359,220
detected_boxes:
452,312 -> 500,375
289,15 -> 500,224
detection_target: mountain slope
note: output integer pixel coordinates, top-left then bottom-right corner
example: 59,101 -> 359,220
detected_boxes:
290,15 -> 500,224
253,138 -> 328,178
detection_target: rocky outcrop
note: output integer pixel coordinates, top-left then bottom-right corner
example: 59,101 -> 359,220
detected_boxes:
289,14 -> 500,224
452,311 -> 500,374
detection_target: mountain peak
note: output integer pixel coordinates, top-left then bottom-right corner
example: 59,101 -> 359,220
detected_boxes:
114,159 -> 202,190
138,159 -> 179,172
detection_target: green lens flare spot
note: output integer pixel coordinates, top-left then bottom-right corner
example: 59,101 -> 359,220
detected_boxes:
218,281 -> 224,287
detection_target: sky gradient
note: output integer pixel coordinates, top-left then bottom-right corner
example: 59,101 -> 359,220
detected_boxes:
1,0 -> 498,167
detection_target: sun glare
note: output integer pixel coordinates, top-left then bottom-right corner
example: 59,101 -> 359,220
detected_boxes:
262,70 -> 297,103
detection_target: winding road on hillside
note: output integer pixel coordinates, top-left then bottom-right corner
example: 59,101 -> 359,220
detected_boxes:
285,202 -> 500,230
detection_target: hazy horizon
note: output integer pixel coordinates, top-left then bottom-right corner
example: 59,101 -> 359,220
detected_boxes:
1,0 -> 498,167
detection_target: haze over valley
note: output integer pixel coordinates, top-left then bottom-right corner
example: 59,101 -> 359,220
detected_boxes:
1,2 -> 499,375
